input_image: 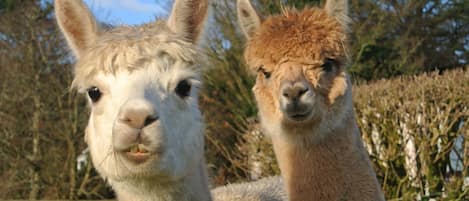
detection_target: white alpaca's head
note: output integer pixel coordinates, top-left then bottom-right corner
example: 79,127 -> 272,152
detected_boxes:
55,0 -> 208,186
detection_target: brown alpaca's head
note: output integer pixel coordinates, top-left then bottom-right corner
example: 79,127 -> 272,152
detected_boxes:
238,0 -> 352,138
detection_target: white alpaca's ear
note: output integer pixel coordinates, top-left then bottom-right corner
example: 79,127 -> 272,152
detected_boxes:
325,0 -> 350,30
55,0 -> 98,58
168,0 -> 209,43
237,0 -> 262,38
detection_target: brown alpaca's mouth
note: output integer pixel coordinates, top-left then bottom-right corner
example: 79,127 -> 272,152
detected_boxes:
123,144 -> 151,164
287,111 -> 312,122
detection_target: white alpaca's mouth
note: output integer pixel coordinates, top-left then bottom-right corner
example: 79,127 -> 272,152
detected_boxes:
123,144 -> 152,164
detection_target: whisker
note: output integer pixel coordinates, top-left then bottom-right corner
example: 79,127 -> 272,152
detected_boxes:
113,150 -> 132,174
111,151 -> 124,180
98,146 -> 114,168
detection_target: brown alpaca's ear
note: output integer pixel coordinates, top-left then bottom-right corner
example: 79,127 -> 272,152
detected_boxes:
325,0 -> 350,30
168,0 -> 209,43
55,0 -> 98,58
237,0 -> 262,38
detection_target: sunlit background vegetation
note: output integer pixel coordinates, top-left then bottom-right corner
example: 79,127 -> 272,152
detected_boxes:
0,0 -> 467,200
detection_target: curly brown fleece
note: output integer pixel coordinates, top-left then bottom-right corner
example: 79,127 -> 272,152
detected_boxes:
245,7 -> 348,69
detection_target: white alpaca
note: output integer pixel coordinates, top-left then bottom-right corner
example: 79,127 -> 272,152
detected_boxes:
56,0 -> 210,200
56,0 -> 286,200
212,177 -> 286,201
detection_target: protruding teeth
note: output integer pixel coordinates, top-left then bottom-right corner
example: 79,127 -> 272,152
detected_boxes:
130,145 -> 139,153
127,144 -> 149,153
138,144 -> 149,153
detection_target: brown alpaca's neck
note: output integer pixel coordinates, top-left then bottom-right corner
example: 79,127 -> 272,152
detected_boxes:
113,162 -> 212,201
271,116 -> 384,201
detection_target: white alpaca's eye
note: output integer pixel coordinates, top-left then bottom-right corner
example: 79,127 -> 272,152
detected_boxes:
87,86 -> 102,103
175,80 -> 191,98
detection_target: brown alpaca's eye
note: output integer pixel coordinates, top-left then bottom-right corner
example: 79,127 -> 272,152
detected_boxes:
175,79 -> 191,98
321,58 -> 336,72
87,87 -> 102,103
257,65 -> 271,79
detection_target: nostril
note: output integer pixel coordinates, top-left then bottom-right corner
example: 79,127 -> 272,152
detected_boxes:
143,115 -> 159,127
282,87 -> 309,100
118,99 -> 158,129
298,87 -> 309,96
120,117 -> 132,124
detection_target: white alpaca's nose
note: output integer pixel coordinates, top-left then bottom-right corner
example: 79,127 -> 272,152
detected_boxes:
112,99 -> 164,164
118,99 -> 158,129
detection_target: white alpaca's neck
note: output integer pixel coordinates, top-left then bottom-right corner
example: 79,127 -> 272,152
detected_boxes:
111,162 -> 212,201
268,101 -> 384,201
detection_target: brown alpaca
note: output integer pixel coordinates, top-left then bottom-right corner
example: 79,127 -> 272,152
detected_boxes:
237,0 -> 385,200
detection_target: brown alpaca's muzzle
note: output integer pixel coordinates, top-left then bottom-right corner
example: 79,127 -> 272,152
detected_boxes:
276,64 -> 316,122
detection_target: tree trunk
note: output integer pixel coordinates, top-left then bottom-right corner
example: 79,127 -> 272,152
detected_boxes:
29,73 -> 41,200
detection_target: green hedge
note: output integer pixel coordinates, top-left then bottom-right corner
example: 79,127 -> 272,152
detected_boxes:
354,69 -> 468,200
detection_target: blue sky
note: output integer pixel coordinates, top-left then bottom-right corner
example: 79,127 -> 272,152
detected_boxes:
82,0 -> 172,25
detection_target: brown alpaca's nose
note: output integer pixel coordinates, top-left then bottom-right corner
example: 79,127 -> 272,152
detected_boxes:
281,83 -> 309,102
118,100 -> 158,129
